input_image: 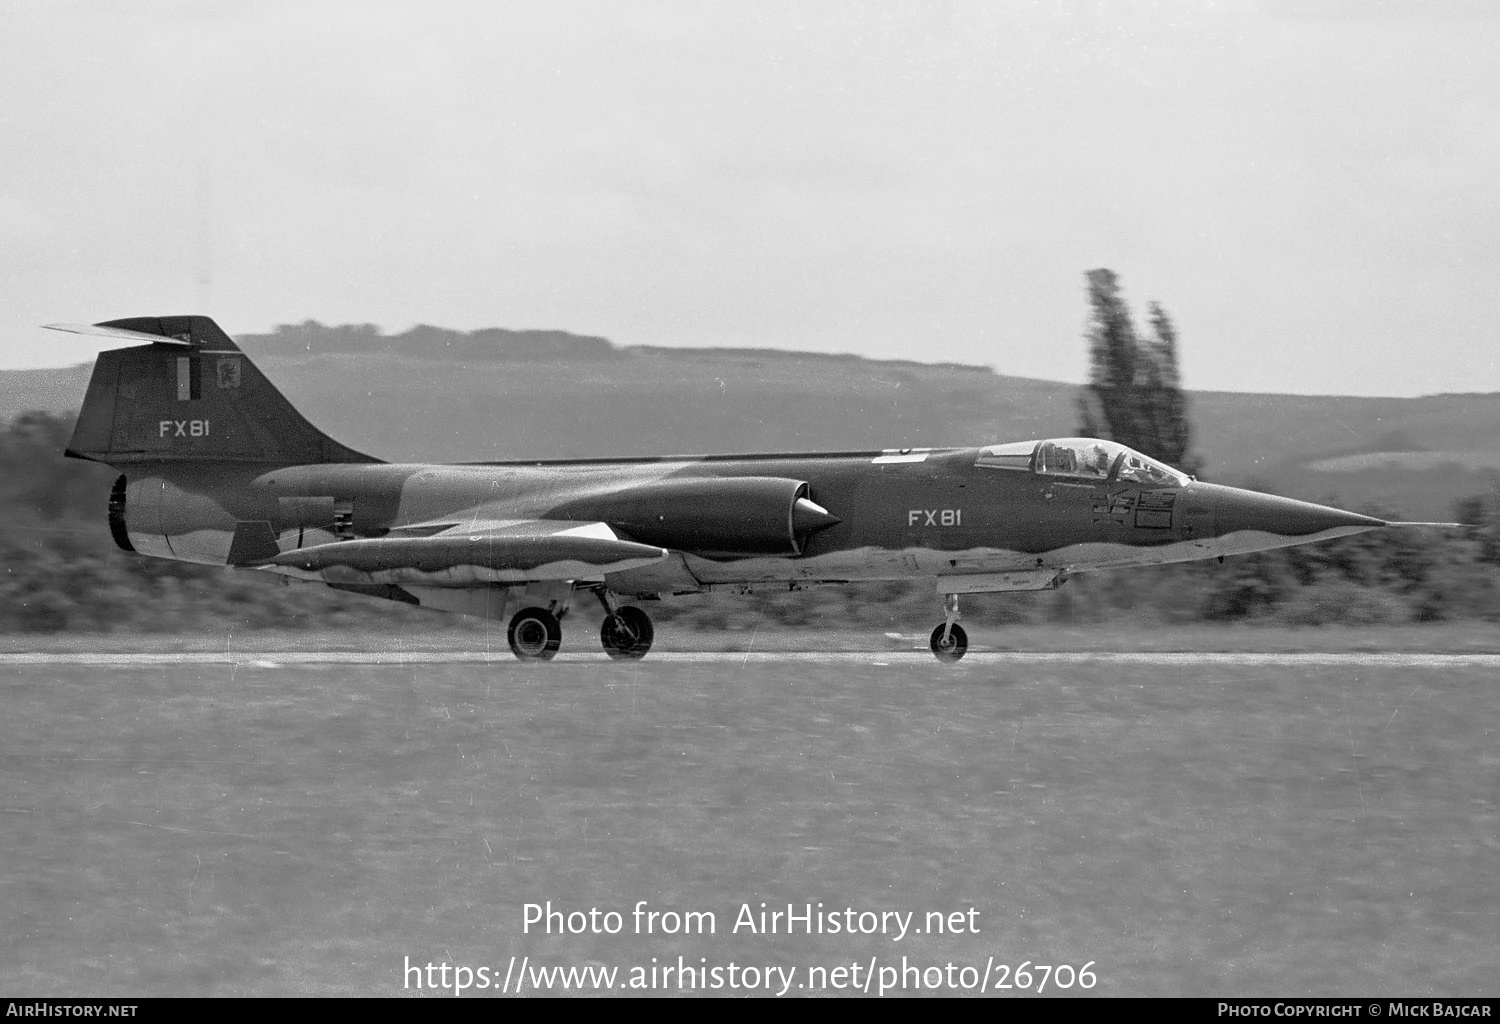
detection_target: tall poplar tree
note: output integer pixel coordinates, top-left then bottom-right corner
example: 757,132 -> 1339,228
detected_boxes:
1076,268 -> 1201,475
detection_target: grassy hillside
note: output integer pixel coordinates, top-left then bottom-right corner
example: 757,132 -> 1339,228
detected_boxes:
4,323 -> 1499,518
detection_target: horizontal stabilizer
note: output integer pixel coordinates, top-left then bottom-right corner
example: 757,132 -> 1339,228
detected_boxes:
262,519 -> 669,585
44,323 -> 199,346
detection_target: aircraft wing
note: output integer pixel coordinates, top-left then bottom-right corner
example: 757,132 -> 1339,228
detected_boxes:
240,518 -> 670,584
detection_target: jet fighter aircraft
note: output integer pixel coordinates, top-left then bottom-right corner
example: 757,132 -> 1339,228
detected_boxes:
51,316 -> 1412,662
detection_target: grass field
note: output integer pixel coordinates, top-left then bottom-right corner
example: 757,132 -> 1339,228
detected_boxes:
2,652 -> 1496,996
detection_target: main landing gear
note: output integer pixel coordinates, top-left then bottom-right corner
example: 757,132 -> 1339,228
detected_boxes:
508,606 -> 563,661
930,592 -> 968,663
597,588 -> 654,661
601,606 -> 654,660
504,589 -> 657,662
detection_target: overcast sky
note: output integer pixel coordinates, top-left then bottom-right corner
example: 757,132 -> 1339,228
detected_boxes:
2,0 -> 1496,395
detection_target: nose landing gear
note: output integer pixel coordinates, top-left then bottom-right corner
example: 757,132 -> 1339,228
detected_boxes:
930,592 -> 968,662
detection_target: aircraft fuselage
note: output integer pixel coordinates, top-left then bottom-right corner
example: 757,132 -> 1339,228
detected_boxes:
113,445 -> 1379,598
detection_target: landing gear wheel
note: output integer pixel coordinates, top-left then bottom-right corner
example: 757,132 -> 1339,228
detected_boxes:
930,622 -> 968,663
508,607 -> 562,661
601,606 -> 654,660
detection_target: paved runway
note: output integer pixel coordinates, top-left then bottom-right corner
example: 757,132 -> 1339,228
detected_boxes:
3,650 -> 1499,667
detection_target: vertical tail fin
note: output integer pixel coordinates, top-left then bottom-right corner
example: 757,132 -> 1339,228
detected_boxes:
51,316 -> 377,466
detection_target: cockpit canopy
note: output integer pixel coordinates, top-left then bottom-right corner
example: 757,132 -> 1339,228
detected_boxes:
975,437 -> 1189,487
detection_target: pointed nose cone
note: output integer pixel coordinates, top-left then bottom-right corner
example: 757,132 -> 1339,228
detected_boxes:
792,497 -> 842,535
1210,484 -> 1385,538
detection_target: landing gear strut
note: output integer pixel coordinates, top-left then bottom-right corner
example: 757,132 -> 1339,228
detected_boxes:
930,592 -> 967,663
596,589 -> 655,661
508,606 -> 562,661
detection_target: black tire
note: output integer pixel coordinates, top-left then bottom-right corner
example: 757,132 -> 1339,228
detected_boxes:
601,606 -> 654,660
508,607 -> 562,661
930,622 -> 968,663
